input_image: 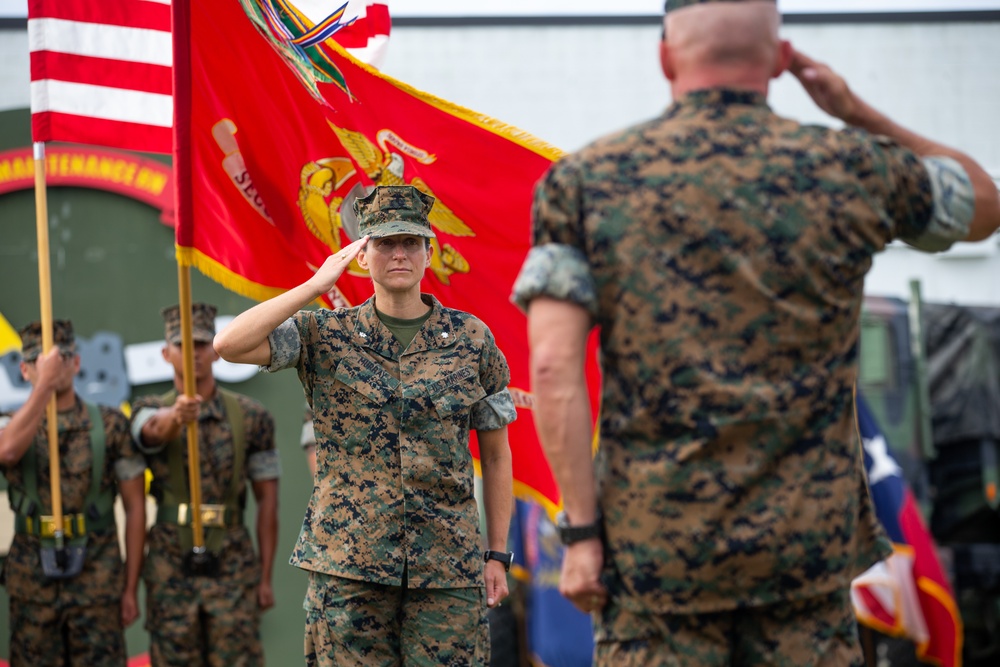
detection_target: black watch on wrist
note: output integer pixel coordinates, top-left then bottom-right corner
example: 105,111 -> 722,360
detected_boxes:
556,511 -> 602,546
483,549 -> 514,572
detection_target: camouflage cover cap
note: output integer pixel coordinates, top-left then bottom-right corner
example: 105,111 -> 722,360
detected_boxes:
19,319 -> 75,362
354,185 -> 436,239
665,0 -> 775,12
162,303 -> 217,345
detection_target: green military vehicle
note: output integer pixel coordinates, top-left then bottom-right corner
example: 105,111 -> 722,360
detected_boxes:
860,292 -> 1000,667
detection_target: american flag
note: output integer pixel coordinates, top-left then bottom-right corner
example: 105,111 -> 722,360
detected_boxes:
27,0 -> 390,154
852,392 -> 962,667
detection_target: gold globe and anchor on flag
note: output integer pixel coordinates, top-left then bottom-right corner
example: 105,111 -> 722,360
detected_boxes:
297,125 -> 474,285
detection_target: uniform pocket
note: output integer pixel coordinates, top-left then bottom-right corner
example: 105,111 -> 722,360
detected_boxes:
311,354 -> 399,455
428,367 -> 486,420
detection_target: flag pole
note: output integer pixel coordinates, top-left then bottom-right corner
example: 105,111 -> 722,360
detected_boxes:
32,140 -> 65,554
171,0 -> 212,567
177,265 -> 205,550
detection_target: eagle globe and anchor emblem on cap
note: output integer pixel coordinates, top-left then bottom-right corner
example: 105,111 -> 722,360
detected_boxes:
297,123 -> 473,285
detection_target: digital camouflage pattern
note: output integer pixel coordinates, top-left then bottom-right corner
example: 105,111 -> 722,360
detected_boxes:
303,571 -> 490,667
512,88 -> 955,615
17,318 -> 76,361
130,389 -> 277,666
0,397 -> 144,666
266,293 -> 516,589
143,560 -> 263,667
354,184 -> 437,239
132,390 -> 278,508
596,587 -> 864,667
9,596 -> 128,667
161,302 -> 217,345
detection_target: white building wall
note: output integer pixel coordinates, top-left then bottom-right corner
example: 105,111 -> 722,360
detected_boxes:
381,20 -> 1000,306
1,17 -> 998,304
0,28 -> 26,112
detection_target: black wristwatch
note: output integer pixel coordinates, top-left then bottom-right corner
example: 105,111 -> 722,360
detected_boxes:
556,511 -> 602,546
483,550 -> 514,572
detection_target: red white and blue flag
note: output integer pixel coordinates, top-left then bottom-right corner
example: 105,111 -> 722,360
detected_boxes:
853,392 -> 963,667
27,0 -> 390,153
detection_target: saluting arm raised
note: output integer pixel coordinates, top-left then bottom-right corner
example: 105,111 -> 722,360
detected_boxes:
214,236 -> 369,366
790,48 -> 1000,243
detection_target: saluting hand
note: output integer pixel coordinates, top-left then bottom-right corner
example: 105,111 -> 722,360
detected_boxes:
307,236 -> 370,296
789,48 -> 859,125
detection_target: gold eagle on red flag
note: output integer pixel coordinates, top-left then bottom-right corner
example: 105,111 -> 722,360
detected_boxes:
298,124 -> 474,285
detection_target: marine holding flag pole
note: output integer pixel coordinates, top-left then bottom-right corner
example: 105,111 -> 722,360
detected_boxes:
171,0 -> 217,576
31,140 -> 83,577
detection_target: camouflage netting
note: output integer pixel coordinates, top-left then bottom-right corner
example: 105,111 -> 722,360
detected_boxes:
924,304 -> 1000,445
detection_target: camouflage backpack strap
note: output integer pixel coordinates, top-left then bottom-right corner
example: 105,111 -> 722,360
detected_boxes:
158,389 -> 189,508
11,403 -> 114,542
9,434 -> 42,518
200,389 -> 245,555
154,389 -> 245,554
81,401 -> 115,533
156,388 -> 203,553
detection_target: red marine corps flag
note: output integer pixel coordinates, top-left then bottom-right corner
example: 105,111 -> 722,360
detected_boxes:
171,0 -> 593,512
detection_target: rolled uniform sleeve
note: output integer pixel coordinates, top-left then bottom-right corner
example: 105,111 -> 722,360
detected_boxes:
511,158 -> 598,315
472,327 -> 517,431
512,244 -> 598,316
301,420 -> 316,450
115,455 -> 147,482
472,389 -> 517,431
130,406 -> 164,454
860,134 -> 973,253
104,407 -> 146,481
900,156 -> 974,252
244,399 -> 279,481
248,449 -> 281,481
263,318 -> 302,372
0,415 -> 11,471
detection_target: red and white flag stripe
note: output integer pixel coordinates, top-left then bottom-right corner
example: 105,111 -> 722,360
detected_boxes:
28,0 -> 391,154
29,0 -> 174,153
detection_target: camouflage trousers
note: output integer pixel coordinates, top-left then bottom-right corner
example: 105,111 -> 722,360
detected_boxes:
303,571 -> 490,667
9,595 -> 126,667
145,569 -> 262,667
594,587 -> 864,667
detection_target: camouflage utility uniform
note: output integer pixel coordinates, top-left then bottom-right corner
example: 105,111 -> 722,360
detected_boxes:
267,293 -> 516,666
1,398 -> 145,666
513,88 -> 974,665
131,390 -> 278,666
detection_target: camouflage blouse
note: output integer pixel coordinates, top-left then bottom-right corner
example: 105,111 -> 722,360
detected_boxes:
268,294 -> 516,588
0,396 -> 144,604
512,89 -> 969,614
130,388 -> 278,583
